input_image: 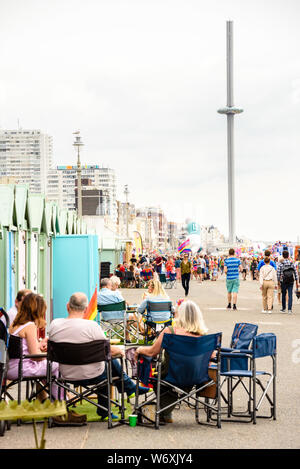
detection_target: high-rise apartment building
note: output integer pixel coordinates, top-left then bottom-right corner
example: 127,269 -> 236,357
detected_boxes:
0,129 -> 53,194
47,165 -> 117,222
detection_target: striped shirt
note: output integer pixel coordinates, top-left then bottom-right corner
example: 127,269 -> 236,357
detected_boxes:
224,257 -> 241,280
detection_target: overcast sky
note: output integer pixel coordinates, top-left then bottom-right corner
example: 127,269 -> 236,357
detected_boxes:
0,0 -> 299,243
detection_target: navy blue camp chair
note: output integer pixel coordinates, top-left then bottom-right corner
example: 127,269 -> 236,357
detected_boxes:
218,323 -> 258,417
143,300 -> 173,344
134,332 -> 222,429
221,333 -> 277,424
221,322 -> 258,372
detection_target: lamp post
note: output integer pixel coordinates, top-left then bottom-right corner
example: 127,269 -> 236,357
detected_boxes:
124,185 -> 129,238
148,211 -> 152,252
73,131 -> 84,218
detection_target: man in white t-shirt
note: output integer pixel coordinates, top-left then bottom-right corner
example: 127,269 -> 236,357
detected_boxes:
48,292 -> 149,420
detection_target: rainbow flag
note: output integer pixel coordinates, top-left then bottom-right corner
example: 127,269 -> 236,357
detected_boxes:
83,286 -> 98,321
178,239 -> 191,254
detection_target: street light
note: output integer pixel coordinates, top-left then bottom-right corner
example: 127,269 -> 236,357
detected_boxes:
73,131 -> 84,218
124,184 -> 129,238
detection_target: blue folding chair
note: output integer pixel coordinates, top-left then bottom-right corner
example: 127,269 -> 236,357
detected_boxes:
218,323 -> 258,418
134,332 -> 222,429
143,300 -> 173,345
221,333 -> 277,424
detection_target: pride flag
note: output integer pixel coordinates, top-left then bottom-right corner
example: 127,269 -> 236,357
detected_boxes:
178,239 -> 191,254
83,286 -> 98,321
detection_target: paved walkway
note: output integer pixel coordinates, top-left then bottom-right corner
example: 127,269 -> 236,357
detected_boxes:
1,275 -> 299,449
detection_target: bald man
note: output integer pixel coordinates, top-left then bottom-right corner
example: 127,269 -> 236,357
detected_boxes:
49,292 -> 149,421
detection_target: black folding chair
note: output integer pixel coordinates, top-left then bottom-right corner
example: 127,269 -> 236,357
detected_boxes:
0,309 -> 11,437
220,333 -> 277,424
134,332 -> 222,429
3,334 -> 48,406
47,339 -> 126,429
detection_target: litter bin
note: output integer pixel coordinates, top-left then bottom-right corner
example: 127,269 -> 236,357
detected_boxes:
100,262 -> 111,279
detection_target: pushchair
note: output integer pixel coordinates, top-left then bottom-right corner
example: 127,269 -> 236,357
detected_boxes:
0,308 -> 12,437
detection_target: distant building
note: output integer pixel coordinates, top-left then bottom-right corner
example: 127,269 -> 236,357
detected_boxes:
136,207 -> 168,249
47,165 -> 117,222
0,129 -> 53,194
75,179 -> 109,216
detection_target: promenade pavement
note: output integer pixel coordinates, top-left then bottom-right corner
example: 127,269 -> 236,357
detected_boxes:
1,274 -> 300,450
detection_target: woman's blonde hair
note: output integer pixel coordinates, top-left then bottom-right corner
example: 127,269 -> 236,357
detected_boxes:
175,300 -> 208,335
147,279 -> 169,299
110,275 -> 121,288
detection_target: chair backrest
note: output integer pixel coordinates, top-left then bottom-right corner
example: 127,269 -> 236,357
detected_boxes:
98,301 -> 126,313
252,333 -> 276,359
47,339 -> 111,365
0,319 -> 9,348
161,332 -> 222,387
230,323 -> 258,350
0,308 -> 10,330
125,271 -> 134,280
159,274 -> 167,283
146,300 -> 172,323
7,334 -> 23,359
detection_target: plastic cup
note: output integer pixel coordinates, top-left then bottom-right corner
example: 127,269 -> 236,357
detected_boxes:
129,414 -> 138,427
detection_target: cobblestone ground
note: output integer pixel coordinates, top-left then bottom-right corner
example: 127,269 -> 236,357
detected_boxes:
1,275 -> 300,449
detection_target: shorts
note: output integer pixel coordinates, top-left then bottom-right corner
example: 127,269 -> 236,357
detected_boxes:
226,278 -> 240,293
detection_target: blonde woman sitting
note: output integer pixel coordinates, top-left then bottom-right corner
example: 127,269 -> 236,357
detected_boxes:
134,300 -> 208,424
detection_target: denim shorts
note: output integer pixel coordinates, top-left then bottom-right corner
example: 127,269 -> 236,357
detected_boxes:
226,278 -> 240,293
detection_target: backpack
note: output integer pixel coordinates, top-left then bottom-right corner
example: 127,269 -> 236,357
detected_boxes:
282,264 -> 295,285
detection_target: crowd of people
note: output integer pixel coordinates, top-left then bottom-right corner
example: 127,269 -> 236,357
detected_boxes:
115,245 -> 300,313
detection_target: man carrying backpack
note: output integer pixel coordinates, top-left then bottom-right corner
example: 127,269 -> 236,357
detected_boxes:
277,250 -> 299,314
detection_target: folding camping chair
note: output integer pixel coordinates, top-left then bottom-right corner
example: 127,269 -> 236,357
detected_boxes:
134,332 -> 222,429
220,333 -> 277,424
47,339 -> 126,429
98,301 -> 140,344
159,273 -> 176,289
143,300 -> 173,345
216,322 -> 258,417
2,334 -> 49,407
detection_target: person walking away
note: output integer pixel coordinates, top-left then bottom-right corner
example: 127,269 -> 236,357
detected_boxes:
250,258 -> 258,280
259,257 -> 277,313
224,248 -> 242,310
277,250 -> 299,314
175,257 -> 182,282
180,253 -> 192,296
241,258 -> 248,281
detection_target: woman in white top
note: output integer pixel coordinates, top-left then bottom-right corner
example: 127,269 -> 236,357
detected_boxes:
259,257 -> 277,313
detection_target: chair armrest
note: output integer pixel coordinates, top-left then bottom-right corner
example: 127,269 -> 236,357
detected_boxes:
23,353 -> 47,359
220,352 -> 252,359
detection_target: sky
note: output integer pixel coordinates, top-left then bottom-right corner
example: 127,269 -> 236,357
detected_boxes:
0,0 -> 299,243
